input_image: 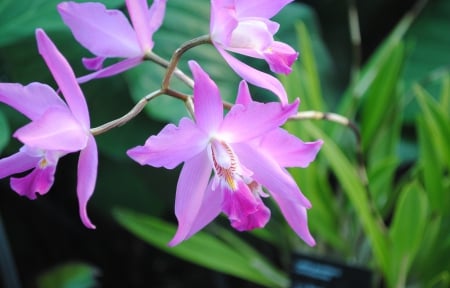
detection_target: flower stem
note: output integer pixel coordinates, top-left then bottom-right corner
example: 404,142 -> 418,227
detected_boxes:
162,34 -> 211,90
90,89 -> 164,136
144,51 -> 194,88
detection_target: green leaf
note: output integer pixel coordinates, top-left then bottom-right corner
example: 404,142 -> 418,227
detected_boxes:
388,181 -> 428,288
360,41 -> 405,151
114,209 -> 287,288
36,262 -> 99,288
0,111 -> 9,153
0,0 -> 125,47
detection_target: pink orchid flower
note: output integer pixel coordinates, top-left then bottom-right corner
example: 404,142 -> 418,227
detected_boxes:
127,60 -> 322,246
0,29 -> 98,229
210,0 -> 298,104
57,0 -> 167,83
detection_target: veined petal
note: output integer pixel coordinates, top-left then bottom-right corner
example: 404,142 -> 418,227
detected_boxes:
185,181 -> 223,240
77,57 -> 143,84
14,107 -> 88,152
259,129 -> 323,168
0,82 -> 66,121
58,2 -> 141,58
77,135 -> 98,229
235,0 -> 294,19
36,29 -> 90,128
220,99 -> 299,143
233,142 -> 311,208
263,41 -> 298,74
216,47 -> 288,104
11,163 -> 57,200
127,118 -> 207,169
271,191 -> 315,246
0,149 -> 39,179
169,150 -> 211,246
189,61 -> 223,134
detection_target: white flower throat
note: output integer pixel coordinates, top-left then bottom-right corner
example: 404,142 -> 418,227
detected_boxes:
208,139 -> 241,191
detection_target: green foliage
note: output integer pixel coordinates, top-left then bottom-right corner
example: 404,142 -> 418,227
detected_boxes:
114,209 -> 288,288
36,262 -> 99,288
0,111 -> 9,153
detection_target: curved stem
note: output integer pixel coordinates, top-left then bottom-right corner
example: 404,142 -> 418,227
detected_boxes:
289,111 -> 367,185
144,51 -> 194,88
90,89 -> 164,136
162,34 -> 212,89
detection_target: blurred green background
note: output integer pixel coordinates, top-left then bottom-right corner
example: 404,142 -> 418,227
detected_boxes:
0,0 -> 449,287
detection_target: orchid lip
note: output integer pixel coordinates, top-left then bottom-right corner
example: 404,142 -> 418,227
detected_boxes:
208,139 -> 239,191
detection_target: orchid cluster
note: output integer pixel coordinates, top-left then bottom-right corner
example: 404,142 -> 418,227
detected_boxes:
0,0 -> 322,246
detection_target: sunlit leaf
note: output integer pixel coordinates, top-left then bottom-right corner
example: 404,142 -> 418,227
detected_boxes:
36,262 -> 99,288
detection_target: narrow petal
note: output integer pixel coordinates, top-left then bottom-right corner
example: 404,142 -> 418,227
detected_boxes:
36,29 -> 90,128
235,81 -> 252,106
127,118 -> 207,169
185,181 -> 224,240
58,2 -> 141,58
233,143 -> 311,208
11,164 -> 57,200
77,135 -> 98,229
270,191 -> 316,246
0,82 -> 66,121
148,0 -> 167,35
188,61 -> 223,134
77,57 -> 143,84
0,149 -> 39,179
169,150 -> 211,246
126,0 -> 152,52
216,47 -> 288,104
14,107 -> 88,152
263,41 -> 298,74
220,99 -> 299,143
235,0 -> 294,19
259,129 -> 323,168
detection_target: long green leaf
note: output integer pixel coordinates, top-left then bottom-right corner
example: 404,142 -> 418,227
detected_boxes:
114,209 -> 287,288
388,181 -> 428,288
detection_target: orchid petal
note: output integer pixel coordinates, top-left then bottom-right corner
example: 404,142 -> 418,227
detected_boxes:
233,142 -> 311,208
0,82 -> 66,121
259,129 -> 323,168
36,29 -> 90,128
222,181 -> 270,231
235,81 -> 252,106
11,163 -> 57,200
263,41 -> 298,74
0,149 -> 39,179
169,150 -> 211,246
77,135 -> 98,229
189,61 -> 223,134
58,2 -> 141,58
270,191 -> 316,246
82,56 -> 106,71
14,107 -> 88,152
127,118 -> 207,169
216,47 -> 288,104
77,57 -> 143,84
148,0 -> 167,35
235,0 -> 294,19
185,181 -> 223,240
220,99 -> 299,143
126,0 -> 152,52
210,0 -> 238,45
